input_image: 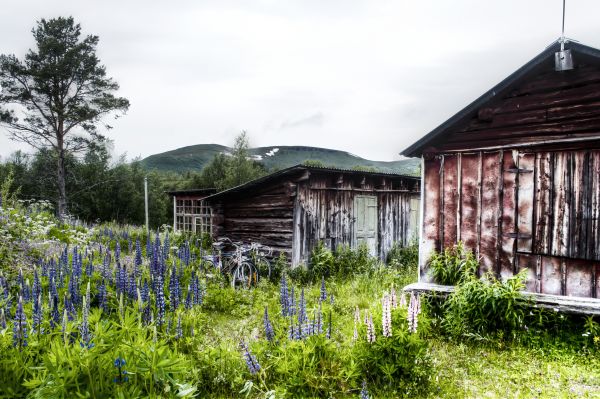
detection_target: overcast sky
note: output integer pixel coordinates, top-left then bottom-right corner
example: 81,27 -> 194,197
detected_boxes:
1,0 -> 599,162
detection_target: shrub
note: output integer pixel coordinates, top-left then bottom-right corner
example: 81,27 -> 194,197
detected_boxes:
387,241 -> 418,270
428,242 -> 478,285
442,269 -> 529,339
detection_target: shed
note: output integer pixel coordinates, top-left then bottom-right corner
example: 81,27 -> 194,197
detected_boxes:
181,165 -> 420,266
166,188 -> 217,235
402,40 -> 600,300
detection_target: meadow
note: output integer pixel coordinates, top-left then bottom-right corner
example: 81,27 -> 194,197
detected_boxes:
0,198 -> 599,398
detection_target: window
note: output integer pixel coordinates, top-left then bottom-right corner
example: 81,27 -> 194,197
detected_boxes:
174,198 -> 212,234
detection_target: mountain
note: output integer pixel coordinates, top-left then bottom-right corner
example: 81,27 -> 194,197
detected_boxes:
140,144 -> 420,176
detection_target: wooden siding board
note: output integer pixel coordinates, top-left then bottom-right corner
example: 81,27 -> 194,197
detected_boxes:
517,152 -> 535,253
500,150 -> 516,280
421,157 -> 442,280
459,153 -> 480,253
566,259 -> 594,298
479,152 -> 501,276
442,154 -> 459,249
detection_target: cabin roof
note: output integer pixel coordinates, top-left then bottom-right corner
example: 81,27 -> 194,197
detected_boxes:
401,39 -> 600,158
165,188 -> 217,197
203,164 -> 420,201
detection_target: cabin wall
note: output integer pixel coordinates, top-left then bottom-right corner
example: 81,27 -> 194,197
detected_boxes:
210,181 -> 296,258
292,173 -> 420,266
420,148 -> 600,298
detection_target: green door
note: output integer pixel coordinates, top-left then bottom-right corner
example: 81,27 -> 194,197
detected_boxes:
354,195 -> 378,256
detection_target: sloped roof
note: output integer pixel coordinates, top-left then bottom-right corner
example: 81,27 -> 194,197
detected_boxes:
401,39 -> 600,157
203,164 -> 419,201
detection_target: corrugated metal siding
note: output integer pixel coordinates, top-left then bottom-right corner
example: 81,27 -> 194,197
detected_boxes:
420,149 -> 600,298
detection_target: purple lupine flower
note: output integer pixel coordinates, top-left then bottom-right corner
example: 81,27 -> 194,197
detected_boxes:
360,380 -> 371,399
32,294 -> 43,336
0,275 -> 11,318
288,285 -> 296,316
85,257 -> 93,277
146,235 -> 152,260
240,340 -> 261,375
65,293 -> 76,321
141,279 -> 150,303
79,283 -> 93,349
115,242 -> 121,263
263,306 -> 275,342
279,274 -> 289,316
155,274 -> 166,327
192,273 -> 203,306
134,239 -> 142,278
128,273 -> 137,300
50,295 -> 60,328
184,285 -> 192,310
32,269 -> 41,303
68,274 -> 79,307
97,280 -> 107,311
288,318 -> 296,340
162,234 -> 170,260
320,276 -> 327,301
382,294 -> 392,338
13,296 -> 28,349
366,313 -> 375,343
175,314 -> 183,339
169,266 -> 180,311
113,357 -> 129,384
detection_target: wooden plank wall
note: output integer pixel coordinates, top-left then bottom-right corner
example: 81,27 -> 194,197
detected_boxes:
211,181 -> 296,258
420,149 -> 600,298
292,172 -> 420,266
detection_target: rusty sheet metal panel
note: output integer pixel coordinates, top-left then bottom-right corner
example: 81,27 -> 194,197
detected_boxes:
459,153 -> 480,253
551,152 -> 570,257
479,152 -> 501,276
516,254 -> 538,293
442,154 -> 459,249
570,151 -> 588,259
566,259 -> 594,298
533,152 -> 552,254
500,151 -> 517,279
593,151 -> 600,261
420,157 -> 442,279
517,152 -> 535,253
541,256 -> 562,295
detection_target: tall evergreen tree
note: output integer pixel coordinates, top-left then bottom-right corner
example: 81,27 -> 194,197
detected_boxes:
0,17 -> 129,218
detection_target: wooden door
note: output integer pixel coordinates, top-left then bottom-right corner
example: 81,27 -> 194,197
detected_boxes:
354,195 -> 378,256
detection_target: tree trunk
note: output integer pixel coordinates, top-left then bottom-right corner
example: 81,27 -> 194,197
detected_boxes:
56,129 -> 67,219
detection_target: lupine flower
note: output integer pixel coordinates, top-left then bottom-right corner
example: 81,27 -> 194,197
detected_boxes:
79,283 -> 93,349
65,293 -> 76,321
50,295 -> 60,328
315,301 -> 323,334
184,285 -> 192,310
382,294 -> 392,338
366,313 -> 376,343
115,242 -> 121,263
61,308 -> 69,344
320,276 -> 327,301
97,280 -> 107,311
134,239 -> 142,278
263,306 -> 275,342
32,294 -> 43,336
13,296 -> 28,349
298,288 -> 307,325
113,357 -> 129,384
288,286 -> 296,316
279,274 -> 289,316
175,314 -> 183,339
155,273 -> 166,327
240,340 -> 261,375
146,235 -> 152,260
399,291 -> 407,309
390,285 -> 398,308
68,274 -> 79,307
360,380 -> 371,399
32,269 -> 41,303
162,234 -> 170,260
407,292 -> 421,333
353,306 -> 360,342
169,266 -> 180,311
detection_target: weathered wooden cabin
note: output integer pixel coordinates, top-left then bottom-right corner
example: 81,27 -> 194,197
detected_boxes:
166,188 -> 217,234
176,165 -> 420,266
403,40 -> 600,301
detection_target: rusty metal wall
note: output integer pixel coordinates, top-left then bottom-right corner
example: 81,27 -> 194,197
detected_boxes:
421,149 -> 600,298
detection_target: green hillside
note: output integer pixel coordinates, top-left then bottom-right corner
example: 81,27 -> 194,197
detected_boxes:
141,144 -> 420,176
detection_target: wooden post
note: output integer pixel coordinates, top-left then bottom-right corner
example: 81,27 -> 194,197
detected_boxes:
144,177 -> 149,233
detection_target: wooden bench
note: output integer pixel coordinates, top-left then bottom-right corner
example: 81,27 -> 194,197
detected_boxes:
403,282 -> 600,316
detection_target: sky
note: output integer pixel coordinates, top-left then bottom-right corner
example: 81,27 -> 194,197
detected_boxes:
1,0 -> 599,162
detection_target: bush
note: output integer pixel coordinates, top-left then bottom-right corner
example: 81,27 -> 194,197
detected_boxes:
442,269 -> 529,339
387,241 -> 418,270
428,242 -> 478,285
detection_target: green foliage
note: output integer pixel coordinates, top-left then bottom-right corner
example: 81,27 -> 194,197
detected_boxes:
196,132 -> 267,191
301,159 -> 326,167
354,309 -> 431,395
428,242 -> 478,285
387,241 -> 419,270
442,270 -> 530,339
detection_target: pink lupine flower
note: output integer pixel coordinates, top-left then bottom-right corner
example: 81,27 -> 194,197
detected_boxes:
382,294 -> 392,337
407,292 -> 421,333
366,312 -> 376,343
399,291 -> 407,309
390,285 -> 398,309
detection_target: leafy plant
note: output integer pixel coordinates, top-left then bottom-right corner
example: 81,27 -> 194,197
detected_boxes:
428,242 -> 478,285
